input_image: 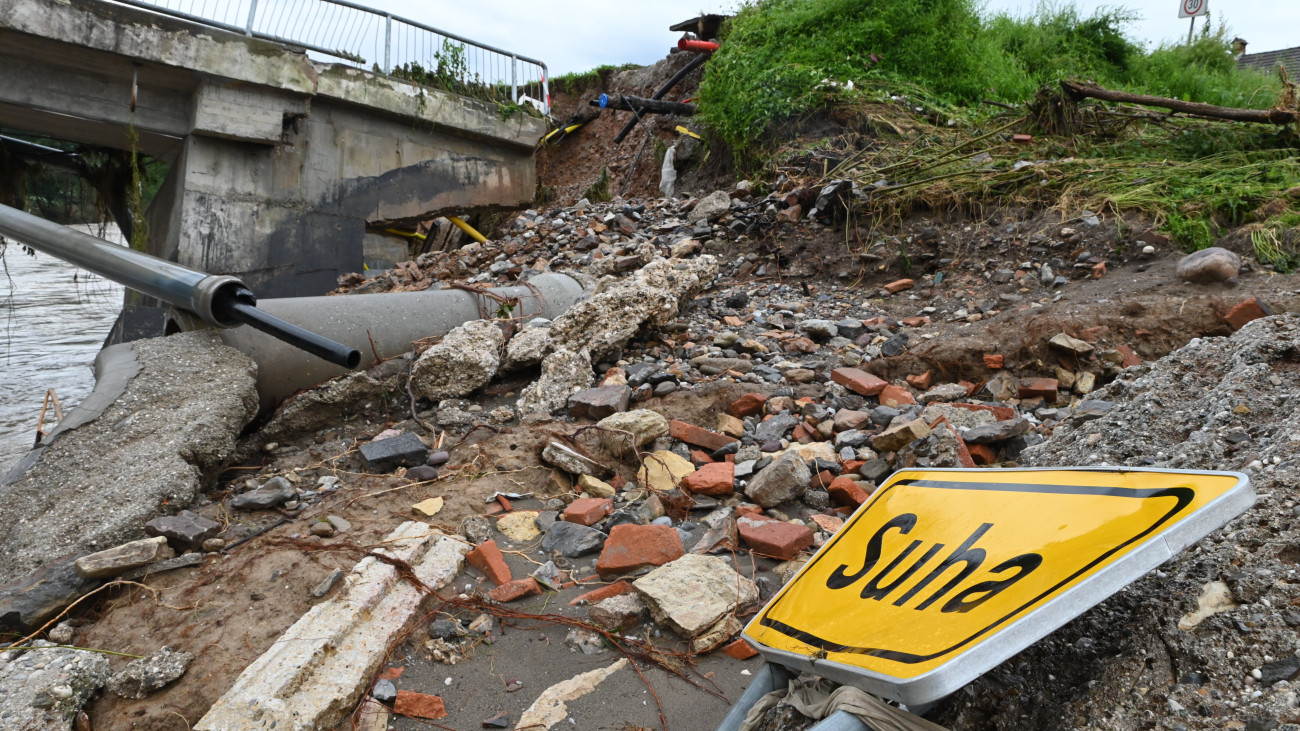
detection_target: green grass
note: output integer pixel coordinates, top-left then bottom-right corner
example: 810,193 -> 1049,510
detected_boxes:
550,64 -> 640,96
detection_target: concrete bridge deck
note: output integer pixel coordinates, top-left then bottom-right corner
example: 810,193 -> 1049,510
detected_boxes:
0,0 -> 547,311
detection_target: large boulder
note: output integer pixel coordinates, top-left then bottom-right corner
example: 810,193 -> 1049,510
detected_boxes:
1175,246 -> 1241,283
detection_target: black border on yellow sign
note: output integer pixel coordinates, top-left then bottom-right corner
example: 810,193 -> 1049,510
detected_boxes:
757,478 -> 1195,664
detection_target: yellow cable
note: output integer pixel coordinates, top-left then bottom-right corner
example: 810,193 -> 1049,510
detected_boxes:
447,216 -> 488,244
383,227 -> 427,241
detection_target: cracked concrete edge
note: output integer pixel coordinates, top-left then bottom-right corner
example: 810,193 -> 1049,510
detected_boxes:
0,342 -> 140,486
195,522 -> 471,731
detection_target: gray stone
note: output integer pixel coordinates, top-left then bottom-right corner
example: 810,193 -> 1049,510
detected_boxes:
687,190 -> 732,223
74,536 -> 173,579
145,510 -> 221,550
744,451 -> 812,508
312,569 -> 345,597
119,552 -> 205,580
427,450 -> 451,466
0,641 -> 110,725
592,409 -> 670,456
834,430 -> 871,449
870,406 -> 901,427
1003,431 -> 1046,460
588,593 -> 647,631
541,441 -> 605,476
1049,333 -> 1095,355
406,465 -> 440,481
880,334 -> 909,357
410,319 -> 504,400
754,413 -> 801,443
373,678 -> 398,704
107,646 -> 193,699
230,475 -> 296,511
1176,246 -> 1241,283
859,459 -> 891,483
1069,400 -> 1115,425
836,319 -> 868,340
634,554 -> 759,638
691,356 -> 754,375
961,418 -> 1032,445
359,433 -> 429,471
801,319 -> 839,340
327,515 -> 352,533
568,385 -> 632,420
653,381 -> 679,396
540,521 -> 607,558
1259,657 -> 1300,685
0,559 -> 101,631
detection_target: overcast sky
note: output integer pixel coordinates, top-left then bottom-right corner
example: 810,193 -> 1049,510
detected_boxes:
376,0 -> 1295,77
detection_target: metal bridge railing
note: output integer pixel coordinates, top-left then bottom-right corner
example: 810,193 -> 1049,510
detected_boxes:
106,0 -> 550,114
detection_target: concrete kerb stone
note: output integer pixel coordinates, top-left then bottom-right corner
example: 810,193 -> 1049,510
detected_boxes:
195,522 -> 470,731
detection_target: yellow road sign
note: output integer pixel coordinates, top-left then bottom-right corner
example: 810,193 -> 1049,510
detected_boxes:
743,467 -> 1253,705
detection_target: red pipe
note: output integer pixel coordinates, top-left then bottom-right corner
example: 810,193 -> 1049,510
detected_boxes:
677,38 -> 720,53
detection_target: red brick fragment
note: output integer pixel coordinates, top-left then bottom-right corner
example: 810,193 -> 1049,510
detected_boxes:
488,577 -> 542,603
841,459 -> 865,474
790,424 -> 814,444
827,476 -> 870,508
466,539 -> 512,586
734,505 -> 764,519
690,449 -> 715,465
1018,377 -> 1059,402
596,524 -> 685,576
737,515 -> 814,560
1012,133 -> 1033,144
729,393 -> 769,417
968,444 -> 997,466
681,462 -> 735,496
669,420 -> 738,452
906,370 -> 932,390
831,368 -> 888,396
394,691 -> 448,720
563,497 -> 614,526
983,354 -> 1004,369
1116,344 -> 1143,368
721,638 -> 759,660
814,470 -> 836,489
879,384 -> 916,408
883,278 -> 914,293
570,580 -> 635,606
946,402 -> 1017,421
1225,297 -> 1271,331
809,514 -> 844,534
901,316 -> 930,327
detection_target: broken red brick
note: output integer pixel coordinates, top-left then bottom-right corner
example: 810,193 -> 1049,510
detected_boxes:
563,497 -> 614,526
496,494 -> 512,512
596,524 -> 685,576
968,444 -> 997,466
831,368 -> 888,396
681,462 -> 735,496
1225,297 -> 1272,331
883,278 -> 914,293
734,504 -> 764,519
737,515 -> 814,560
466,539 -> 512,586
378,666 -> 404,680
729,392 -> 768,417
669,420 -> 738,452
814,469 -> 836,489
1116,344 -> 1143,368
394,691 -> 448,720
1092,261 -> 1106,278
1018,377 -> 1059,402
906,370 -> 933,390
809,514 -> 844,534
983,354 -> 1004,369
946,402 -> 1017,421
827,476 -> 870,508
569,579 -> 635,606
689,449 -> 715,466
879,384 -> 916,408
488,577 -> 542,603
901,315 -> 930,327
790,424 -> 814,444
721,638 -> 759,660
1012,133 -> 1033,144
841,459 -> 865,474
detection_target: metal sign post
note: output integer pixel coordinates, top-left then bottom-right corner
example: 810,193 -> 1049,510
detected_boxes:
1179,0 -> 1208,43
739,467 -> 1253,709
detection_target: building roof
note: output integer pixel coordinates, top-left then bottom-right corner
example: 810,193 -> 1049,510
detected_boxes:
1238,46 -> 1300,78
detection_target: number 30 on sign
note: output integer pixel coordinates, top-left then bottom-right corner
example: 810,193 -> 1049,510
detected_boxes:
1179,0 -> 1207,18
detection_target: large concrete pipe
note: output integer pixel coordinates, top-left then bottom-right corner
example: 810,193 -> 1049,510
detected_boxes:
166,273 -> 586,409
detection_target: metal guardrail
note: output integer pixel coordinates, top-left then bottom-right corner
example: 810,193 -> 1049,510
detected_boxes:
106,0 -> 550,113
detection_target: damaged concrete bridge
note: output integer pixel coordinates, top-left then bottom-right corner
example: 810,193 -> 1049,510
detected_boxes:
0,0 -> 548,327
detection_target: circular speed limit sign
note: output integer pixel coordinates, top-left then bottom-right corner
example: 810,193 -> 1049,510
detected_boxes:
1180,0 -> 1206,17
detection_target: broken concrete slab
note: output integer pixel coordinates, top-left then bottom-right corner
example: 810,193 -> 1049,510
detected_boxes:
196,522 -> 469,731
515,659 -> 627,731
0,641 -> 111,728
517,348 -> 595,416
634,554 -> 759,639
410,319 -> 504,400
0,331 -> 258,586
106,646 -> 193,699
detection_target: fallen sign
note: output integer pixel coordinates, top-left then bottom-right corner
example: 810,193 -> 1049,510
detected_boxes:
742,467 -> 1254,708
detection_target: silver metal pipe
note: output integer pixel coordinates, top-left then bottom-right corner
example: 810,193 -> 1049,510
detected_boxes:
167,272 -> 586,409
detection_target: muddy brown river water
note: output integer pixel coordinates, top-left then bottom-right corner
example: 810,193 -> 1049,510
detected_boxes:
0,223 -> 124,472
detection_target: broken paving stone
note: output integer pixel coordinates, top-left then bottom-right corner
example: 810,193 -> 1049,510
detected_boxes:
0,641 -> 110,723
410,319 -> 503,400
961,418 -> 1031,445
412,497 -> 445,518
637,450 -> 696,492
74,536 -> 173,579
541,441 -> 605,476
495,511 -> 541,542
588,592 -> 648,631
517,348 -> 596,416
567,385 -> 632,420
635,554 -> 759,639
872,419 -> 931,453
541,521 -> 607,558
744,451 -> 811,508
144,510 -> 220,551
106,646 -> 193,700
593,408 -> 669,456
230,475 -> 296,510
359,432 -> 429,471
596,524 -> 684,575
394,690 -> 448,720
